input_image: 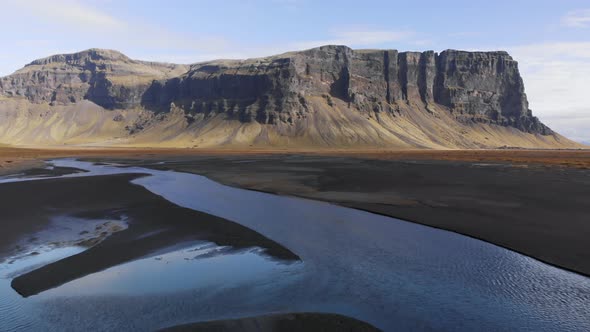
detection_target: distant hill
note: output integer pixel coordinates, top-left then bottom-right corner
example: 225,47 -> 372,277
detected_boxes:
0,46 -> 582,149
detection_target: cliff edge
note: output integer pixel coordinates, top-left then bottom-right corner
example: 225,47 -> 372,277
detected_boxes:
0,46 -> 580,149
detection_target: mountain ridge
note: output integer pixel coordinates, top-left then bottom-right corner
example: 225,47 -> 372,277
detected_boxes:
0,45 -> 582,149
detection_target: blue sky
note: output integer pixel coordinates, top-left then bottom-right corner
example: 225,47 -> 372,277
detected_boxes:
2,0 -> 589,143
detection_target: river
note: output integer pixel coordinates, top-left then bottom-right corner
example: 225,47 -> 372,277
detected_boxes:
0,159 -> 589,331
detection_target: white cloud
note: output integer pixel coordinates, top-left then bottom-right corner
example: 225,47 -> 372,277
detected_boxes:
0,0 -> 231,73
11,0 -> 126,31
5,0 -> 230,52
507,42 -> 590,144
562,9 -> 590,28
537,110 -> 590,144
291,27 -> 415,50
509,42 -> 590,60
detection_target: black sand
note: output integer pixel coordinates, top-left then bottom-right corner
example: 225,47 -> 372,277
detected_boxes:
0,173 -> 298,297
161,313 -> 381,332
1,155 -> 589,331
118,154 -> 590,277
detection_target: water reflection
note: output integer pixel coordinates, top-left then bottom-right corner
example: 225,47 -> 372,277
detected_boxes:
42,243 -> 302,297
0,243 -> 302,332
0,159 -> 589,331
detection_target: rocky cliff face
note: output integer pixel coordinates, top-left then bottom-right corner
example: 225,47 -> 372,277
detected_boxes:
0,46 -> 576,148
139,46 -> 551,135
0,48 -> 187,109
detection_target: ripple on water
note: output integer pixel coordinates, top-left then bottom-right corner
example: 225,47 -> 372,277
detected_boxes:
0,279 -> 35,332
0,247 -> 85,331
0,159 -> 589,332
0,241 -> 303,331
36,243 -> 303,297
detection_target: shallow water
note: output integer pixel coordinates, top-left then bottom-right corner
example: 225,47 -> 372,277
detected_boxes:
1,159 -> 590,331
40,244 -> 302,297
0,247 -> 85,331
0,238 -> 301,331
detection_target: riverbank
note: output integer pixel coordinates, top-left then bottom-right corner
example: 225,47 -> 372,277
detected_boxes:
161,313 -> 381,332
2,146 -> 589,175
0,172 -> 298,297
2,146 -> 590,277
1,157 -> 589,331
145,153 -> 590,277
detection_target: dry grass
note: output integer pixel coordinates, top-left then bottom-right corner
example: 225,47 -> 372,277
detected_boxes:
1,146 -> 589,176
317,149 -> 590,169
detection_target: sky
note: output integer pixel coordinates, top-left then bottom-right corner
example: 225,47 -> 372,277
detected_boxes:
1,0 -> 589,144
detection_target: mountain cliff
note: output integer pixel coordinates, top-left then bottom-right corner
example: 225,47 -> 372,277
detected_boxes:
0,46 -> 580,148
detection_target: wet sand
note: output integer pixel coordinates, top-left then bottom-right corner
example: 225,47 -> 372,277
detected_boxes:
161,313 -> 381,332
0,173 -> 298,297
1,147 -> 590,277
1,155 -> 589,330
123,153 -> 590,277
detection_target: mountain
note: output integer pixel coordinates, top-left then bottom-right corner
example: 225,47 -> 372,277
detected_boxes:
0,46 -> 581,148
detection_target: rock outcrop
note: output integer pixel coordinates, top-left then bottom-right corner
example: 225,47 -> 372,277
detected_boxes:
0,48 -> 187,109
140,46 -> 551,134
0,46 -> 579,148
